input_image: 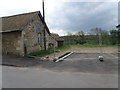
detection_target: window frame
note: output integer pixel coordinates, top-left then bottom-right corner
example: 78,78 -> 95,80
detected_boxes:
35,22 -> 41,33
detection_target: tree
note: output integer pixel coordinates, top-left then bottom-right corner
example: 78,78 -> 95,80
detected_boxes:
89,28 -> 99,35
67,32 -> 73,36
88,28 -> 111,45
101,30 -> 111,45
110,30 -> 118,45
74,30 -> 86,45
77,31 -> 85,36
88,28 -> 100,45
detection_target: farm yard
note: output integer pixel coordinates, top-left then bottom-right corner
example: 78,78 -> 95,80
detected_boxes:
2,26 -> 119,88
46,45 -> 118,60
1,1 -> 119,89
2,45 -> 118,88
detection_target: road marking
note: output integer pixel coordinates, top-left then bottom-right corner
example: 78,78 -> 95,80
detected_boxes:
55,52 -> 73,63
64,57 -> 118,61
56,53 -> 118,62
107,53 -> 118,59
64,58 -> 97,60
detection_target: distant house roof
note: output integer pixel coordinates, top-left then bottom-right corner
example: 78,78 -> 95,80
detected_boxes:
51,33 -> 59,37
51,33 -> 64,41
1,11 -> 50,34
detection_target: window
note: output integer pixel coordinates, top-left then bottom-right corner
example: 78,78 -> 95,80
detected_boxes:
35,23 -> 41,33
38,36 -> 41,45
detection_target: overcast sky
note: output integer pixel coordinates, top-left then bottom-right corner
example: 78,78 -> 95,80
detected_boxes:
0,0 -> 119,36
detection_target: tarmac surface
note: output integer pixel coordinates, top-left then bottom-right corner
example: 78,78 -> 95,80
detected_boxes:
64,53 -> 118,60
2,53 -> 118,74
2,66 -> 118,88
2,55 -> 46,67
2,53 -> 119,88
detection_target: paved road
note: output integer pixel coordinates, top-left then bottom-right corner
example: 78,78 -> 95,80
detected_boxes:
2,53 -> 118,88
64,53 -> 118,60
41,53 -> 118,74
2,55 -> 49,67
2,66 -> 118,88
2,53 -> 118,74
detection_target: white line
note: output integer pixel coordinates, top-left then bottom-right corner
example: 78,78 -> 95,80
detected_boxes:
64,58 -> 97,60
106,53 -> 118,59
55,52 -> 73,63
64,57 -> 118,61
56,53 -> 118,62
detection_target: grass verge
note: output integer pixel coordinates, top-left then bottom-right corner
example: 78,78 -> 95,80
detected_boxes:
27,44 -> 119,57
27,45 -> 71,57
71,44 -> 119,48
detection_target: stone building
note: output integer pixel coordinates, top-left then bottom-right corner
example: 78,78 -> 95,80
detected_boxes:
51,33 -> 64,47
1,11 -> 57,56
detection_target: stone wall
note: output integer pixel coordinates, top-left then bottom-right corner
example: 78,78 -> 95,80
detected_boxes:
2,31 -> 22,55
2,14 -> 57,56
45,31 -> 57,49
22,15 -> 45,54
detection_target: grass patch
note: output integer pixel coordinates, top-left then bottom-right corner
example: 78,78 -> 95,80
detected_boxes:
27,44 -> 118,57
28,49 -> 54,57
56,45 -> 71,51
28,45 -> 71,57
71,44 -> 119,48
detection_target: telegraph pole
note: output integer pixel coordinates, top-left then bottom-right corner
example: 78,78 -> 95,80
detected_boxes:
42,0 -> 46,50
99,28 -> 102,53
42,0 -> 45,20
98,28 -> 103,62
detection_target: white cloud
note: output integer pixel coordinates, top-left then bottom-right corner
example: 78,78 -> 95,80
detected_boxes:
50,29 -> 78,36
50,29 -> 67,36
0,0 -> 118,36
0,0 -> 65,17
64,0 -> 119,2
0,0 -> 43,17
